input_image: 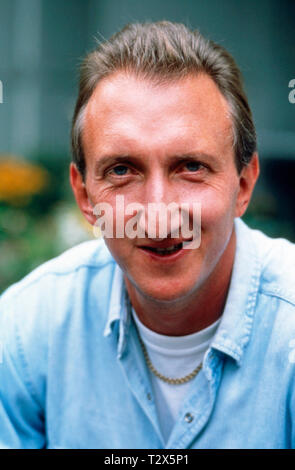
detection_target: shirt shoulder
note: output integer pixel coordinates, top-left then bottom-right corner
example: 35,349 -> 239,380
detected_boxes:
0,238 -> 117,358
248,223 -> 295,306
241,223 -> 295,390
0,238 -> 115,303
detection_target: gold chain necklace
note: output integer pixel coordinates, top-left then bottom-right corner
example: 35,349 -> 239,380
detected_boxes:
138,335 -> 202,385
126,293 -> 203,385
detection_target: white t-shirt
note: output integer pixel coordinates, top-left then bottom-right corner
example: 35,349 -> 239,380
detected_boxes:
132,308 -> 221,443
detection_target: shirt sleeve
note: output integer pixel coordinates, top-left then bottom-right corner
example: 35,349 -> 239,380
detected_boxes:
0,294 -> 46,449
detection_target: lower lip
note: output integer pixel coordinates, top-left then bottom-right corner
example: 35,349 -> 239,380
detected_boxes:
138,244 -> 190,263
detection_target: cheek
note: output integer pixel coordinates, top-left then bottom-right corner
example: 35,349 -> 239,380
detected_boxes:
104,237 -> 132,270
195,185 -> 239,228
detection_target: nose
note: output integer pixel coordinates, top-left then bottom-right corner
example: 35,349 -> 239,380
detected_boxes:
138,172 -> 180,240
145,170 -> 166,204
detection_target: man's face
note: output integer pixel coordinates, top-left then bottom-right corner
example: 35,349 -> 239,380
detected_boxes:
71,72 -> 258,304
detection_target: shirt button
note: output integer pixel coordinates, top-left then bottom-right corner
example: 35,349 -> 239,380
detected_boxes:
147,393 -> 152,401
184,412 -> 194,423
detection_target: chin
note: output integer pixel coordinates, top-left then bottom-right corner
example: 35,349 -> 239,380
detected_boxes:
136,279 -> 200,304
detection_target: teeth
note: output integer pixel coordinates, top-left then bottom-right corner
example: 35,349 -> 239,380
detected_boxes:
148,242 -> 183,254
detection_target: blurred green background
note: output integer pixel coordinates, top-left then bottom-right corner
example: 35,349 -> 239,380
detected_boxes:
0,0 -> 294,293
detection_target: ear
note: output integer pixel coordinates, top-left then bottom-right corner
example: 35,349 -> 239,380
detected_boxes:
235,152 -> 260,218
69,163 -> 96,225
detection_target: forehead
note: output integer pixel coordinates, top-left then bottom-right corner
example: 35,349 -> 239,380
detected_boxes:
82,72 -> 233,160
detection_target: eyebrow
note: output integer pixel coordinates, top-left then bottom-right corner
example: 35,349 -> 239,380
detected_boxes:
93,152 -> 220,173
94,155 -> 141,174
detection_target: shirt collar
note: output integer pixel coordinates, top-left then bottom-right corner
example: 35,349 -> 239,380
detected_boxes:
104,217 -> 262,365
103,263 -> 130,358
210,218 -> 261,366
103,263 -> 125,337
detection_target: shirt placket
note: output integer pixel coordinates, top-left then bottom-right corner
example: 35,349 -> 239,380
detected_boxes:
166,348 -> 224,449
117,319 -> 165,447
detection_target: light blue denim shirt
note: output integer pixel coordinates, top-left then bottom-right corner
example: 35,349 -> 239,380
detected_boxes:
1,217 -> 295,449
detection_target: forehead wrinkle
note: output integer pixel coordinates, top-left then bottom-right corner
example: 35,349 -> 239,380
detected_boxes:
85,121 -> 233,167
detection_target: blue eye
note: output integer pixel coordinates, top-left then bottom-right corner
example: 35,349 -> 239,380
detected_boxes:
112,165 -> 129,175
185,161 -> 201,172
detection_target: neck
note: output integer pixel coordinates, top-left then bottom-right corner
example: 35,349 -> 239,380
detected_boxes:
124,228 -> 236,336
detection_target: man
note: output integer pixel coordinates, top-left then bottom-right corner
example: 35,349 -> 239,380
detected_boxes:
0,21 -> 295,449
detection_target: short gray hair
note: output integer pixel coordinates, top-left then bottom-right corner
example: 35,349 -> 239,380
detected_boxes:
71,21 -> 257,180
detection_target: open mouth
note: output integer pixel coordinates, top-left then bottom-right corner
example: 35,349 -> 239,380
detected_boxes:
141,242 -> 184,256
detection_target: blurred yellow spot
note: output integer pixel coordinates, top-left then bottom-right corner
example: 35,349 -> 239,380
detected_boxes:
0,156 -> 48,204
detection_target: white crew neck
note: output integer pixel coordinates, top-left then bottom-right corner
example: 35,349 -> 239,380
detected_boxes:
132,307 -> 221,356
